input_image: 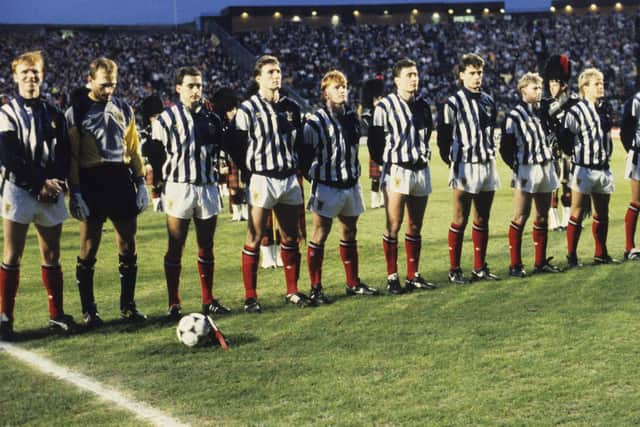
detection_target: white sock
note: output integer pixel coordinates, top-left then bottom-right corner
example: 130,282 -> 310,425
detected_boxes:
260,245 -> 276,268
548,208 -> 560,229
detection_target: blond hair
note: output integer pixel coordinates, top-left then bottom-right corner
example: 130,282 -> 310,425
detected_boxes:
12,50 -> 44,74
89,57 -> 118,79
517,72 -> 543,93
321,70 -> 347,93
578,68 -> 603,98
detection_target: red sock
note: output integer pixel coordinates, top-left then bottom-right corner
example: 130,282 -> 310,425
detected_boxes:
532,221 -> 548,267
472,222 -> 489,270
242,246 -> 259,299
164,256 -> 181,306
566,216 -> 582,258
405,234 -> 421,280
448,223 -> 464,270
41,265 -> 63,319
592,215 -> 609,258
197,248 -> 214,305
281,242 -> 299,295
625,202 -> 640,252
382,235 -> 398,276
340,240 -> 359,287
0,264 -> 19,321
508,221 -> 523,267
307,241 -> 324,288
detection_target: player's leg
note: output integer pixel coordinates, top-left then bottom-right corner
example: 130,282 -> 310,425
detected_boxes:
35,223 -> 75,331
194,215 -> 229,315
77,220 -> 104,326
165,215 -> 190,318
113,216 -> 146,321
404,194 -> 436,290
274,202 -> 310,305
308,213 -> 332,303
566,189 -> 587,267
531,192 -> 562,273
624,179 -> 640,260
383,188 -> 406,294
470,190 -> 499,280
449,189 -> 472,283
508,189 -> 532,277
591,192 -> 616,264
242,205 -> 268,312
0,219 -> 29,340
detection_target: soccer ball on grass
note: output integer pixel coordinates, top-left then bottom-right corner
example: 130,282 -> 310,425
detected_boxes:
176,313 -> 228,349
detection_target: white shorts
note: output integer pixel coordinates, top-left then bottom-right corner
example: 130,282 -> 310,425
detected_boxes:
382,164 -> 432,197
0,180 -> 68,226
449,159 -> 500,194
624,151 -> 640,181
164,181 -> 220,220
308,182 -> 365,218
248,174 -> 303,209
510,162 -> 559,194
568,165 -> 614,195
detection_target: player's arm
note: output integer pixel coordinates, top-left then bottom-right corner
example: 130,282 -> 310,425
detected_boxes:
124,113 -> 145,181
437,101 -> 454,165
65,107 -> 82,190
367,104 -> 386,165
52,109 -> 71,184
228,106 -> 250,171
499,115 -> 517,170
620,97 -> 637,152
558,109 -> 579,156
0,110 -> 47,196
300,119 -> 319,178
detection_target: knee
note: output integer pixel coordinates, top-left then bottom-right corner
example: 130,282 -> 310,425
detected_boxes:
406,222 -> 422,236
512,214 -> 528,226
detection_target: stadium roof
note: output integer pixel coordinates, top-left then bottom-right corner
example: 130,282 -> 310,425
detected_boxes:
2,0 -> 553,26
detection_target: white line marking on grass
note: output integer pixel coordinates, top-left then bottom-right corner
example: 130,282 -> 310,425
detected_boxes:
0,341 -> 189,427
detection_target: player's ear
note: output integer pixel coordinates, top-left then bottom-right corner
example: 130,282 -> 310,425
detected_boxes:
175,84 -> 181,95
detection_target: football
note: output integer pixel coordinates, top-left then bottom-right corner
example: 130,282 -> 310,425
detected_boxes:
176,313 -> 211,347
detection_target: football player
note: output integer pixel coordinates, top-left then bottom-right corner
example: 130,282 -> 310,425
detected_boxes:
368,58 -> 437,294
232,55 -> 309,312
500,72 -> 562,277
67,57 -> 148,327
301,70 -> 379,303
438,53 -> 500,284
559,68 -> 618,267
0,51 -> 76,340
152,67 -> 231,320
620,88 -> 640,260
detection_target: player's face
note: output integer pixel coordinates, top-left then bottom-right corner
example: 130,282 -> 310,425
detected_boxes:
395,66 -> 419,95
13,61 -> 43,99
521,82 -> 542,104
89,69 -> 117,102
177,74 -> 203,109
324,81 -> 348,107
584,77 -> 605,100
460,65 -> 483,92
256,63 -> 281,91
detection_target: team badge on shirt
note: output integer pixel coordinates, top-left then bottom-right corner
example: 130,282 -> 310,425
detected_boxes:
51,121 -> 56,129
112,111 -> 125,126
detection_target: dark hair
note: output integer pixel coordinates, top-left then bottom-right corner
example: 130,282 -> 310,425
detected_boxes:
458,53 -> 484,73
253,55 -> 279,78
392,58 -> 417,78
175,66 -> 202,85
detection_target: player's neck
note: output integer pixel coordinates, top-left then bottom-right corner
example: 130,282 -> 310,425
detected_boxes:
397,90 -> 415,103
327,101 -> 345,115
584,95 -> 599,105
259,88 -> 279,103
18,90 -> 39,100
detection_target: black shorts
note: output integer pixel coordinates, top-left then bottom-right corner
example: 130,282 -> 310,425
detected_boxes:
79,164 -> 138,223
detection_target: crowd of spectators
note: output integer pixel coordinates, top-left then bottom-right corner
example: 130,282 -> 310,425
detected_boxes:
0,12 -> 637,124
241,12 -> 638,123
0,29 -> 245,112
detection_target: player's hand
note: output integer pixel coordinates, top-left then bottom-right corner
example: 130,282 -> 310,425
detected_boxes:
152,195 -> 163,213
135,178 -> 149,212
70,191 -> 90,221
38,179 -> 65,203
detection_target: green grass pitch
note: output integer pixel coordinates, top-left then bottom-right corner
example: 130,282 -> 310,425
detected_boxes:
2,141 -> 640,425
